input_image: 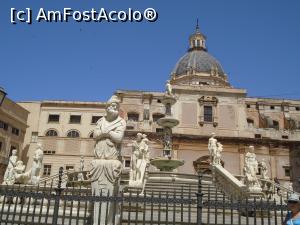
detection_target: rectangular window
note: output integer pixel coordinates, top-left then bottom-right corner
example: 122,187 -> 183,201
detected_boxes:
127,113 -> 139,122
255,134 -> 262,139
124,160 -> 131,168
43,164 -> 52,176
66,165 -> 74,171
48,114 -> 60,123
91,116 -> 102,124
126,126 -> 134,130
31,132 -> 38,142
156,128 -> 164,133
70,115 -> 81,124
247,119 -> 254,128
273,120 -> 279,130
0,120 -> 8,131
0,142 -> 2,151
284,168 -> 291,177
43,150 -> 56,155
204,106 -> 213,122
11,127 -> 20,136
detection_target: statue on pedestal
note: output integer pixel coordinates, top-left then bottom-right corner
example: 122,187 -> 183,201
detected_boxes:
243,146 -> 262,192
88,95 -> 126,225
3,149 -> 18,185
208,133 -> 217,164
129,133 -> 150,189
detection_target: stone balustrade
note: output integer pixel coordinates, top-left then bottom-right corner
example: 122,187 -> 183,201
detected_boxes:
211,164 -> 247,200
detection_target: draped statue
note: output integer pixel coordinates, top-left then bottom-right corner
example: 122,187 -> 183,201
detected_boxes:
88,95 -> 126,225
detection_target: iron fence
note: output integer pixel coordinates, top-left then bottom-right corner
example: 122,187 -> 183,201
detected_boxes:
0,173 -> 289,225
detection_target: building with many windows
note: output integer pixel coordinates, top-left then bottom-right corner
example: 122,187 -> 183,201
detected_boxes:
0,97 -> 29,182
18,26 -> 300,191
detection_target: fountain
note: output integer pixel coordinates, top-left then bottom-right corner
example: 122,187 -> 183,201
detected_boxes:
150,81 -> 184,171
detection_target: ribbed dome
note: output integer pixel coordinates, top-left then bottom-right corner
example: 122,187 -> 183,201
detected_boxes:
172,50 -> 225,77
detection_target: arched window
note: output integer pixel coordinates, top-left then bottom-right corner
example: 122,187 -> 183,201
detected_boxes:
247,118 -> 254,128
45,129 -> 58,137
152,113 -> 164,122
67,130 -> 80,138
127,112 -> 139,122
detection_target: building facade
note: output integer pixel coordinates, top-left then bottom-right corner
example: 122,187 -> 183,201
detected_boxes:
0,97 -> 29,182
18,26 -> 300,191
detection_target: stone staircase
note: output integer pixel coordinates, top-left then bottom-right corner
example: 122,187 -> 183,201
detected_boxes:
122,171 -> 227,205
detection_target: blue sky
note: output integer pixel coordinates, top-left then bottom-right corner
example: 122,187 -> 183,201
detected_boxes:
1,0 -> 300,102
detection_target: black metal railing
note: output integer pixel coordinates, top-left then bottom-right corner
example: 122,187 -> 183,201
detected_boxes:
0,171 -> 289,225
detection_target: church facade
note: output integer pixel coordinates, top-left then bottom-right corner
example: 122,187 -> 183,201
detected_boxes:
18,26 -> 300,191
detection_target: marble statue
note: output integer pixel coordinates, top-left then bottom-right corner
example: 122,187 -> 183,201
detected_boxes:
88,95 -> 126,225
213,142 -> 223,165
243,146 -> 262,192
141,134 -> 150,162
130,133 -> 143,181
129,133 -> 150,189
78,156 -> 85,181
208,133 -> 217,164
3,149 -> 18,185
14,161 -> 26,184
165,80 -> 172,95
260,159 -> 269,180
27,143 -> 44,185
80,156 -> 84,171
163,127 -> 172,157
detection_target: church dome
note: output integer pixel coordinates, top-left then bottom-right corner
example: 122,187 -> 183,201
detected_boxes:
170,22 -> 230,87
172,50 -> 225,77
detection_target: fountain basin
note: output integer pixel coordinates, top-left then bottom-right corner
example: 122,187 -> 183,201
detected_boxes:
157,117 -> 179,128
161,95 -> 177,106
150,157 -> 184,172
